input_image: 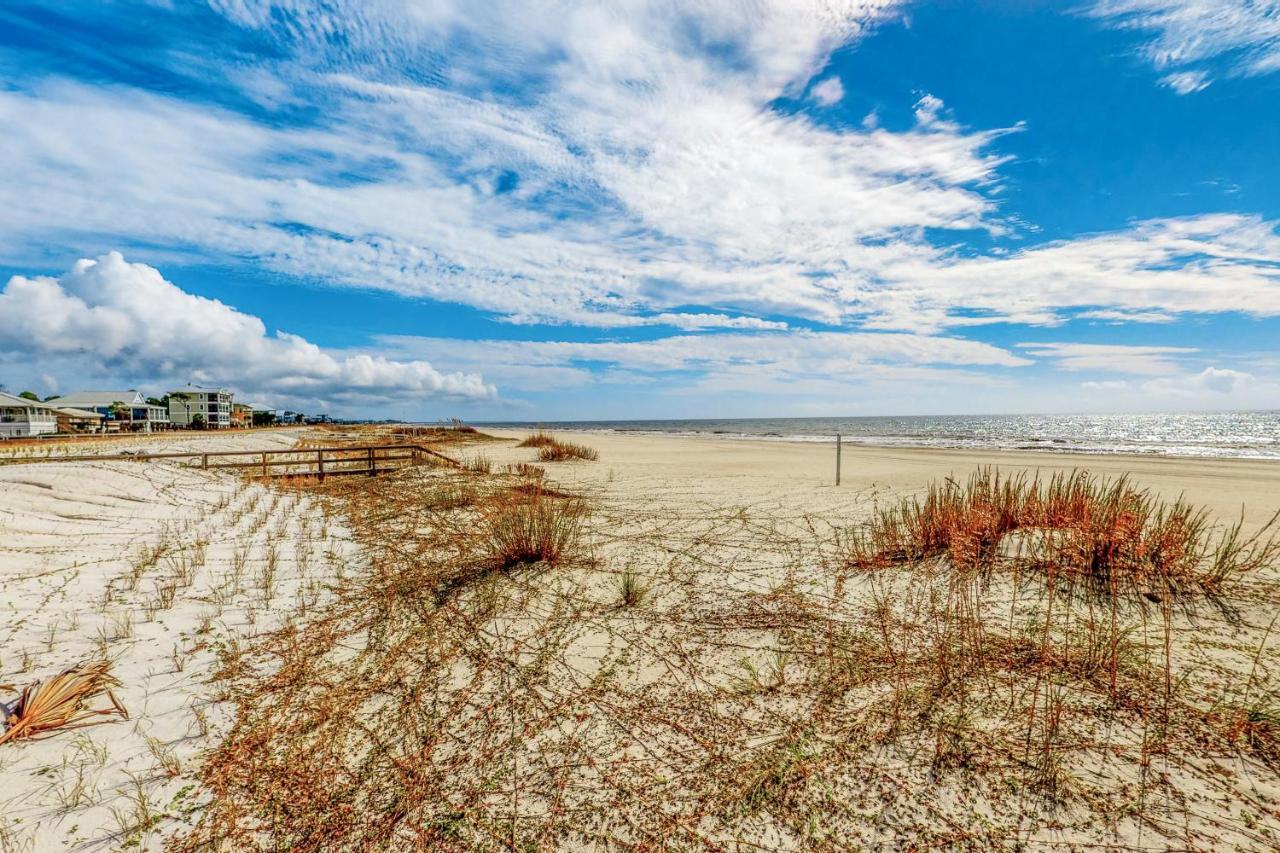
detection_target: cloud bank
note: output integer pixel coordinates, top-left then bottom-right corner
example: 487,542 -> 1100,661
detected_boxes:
0,253 -> 495,409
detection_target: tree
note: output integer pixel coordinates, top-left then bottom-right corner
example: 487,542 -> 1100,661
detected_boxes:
252,411 -> 277,427
108,401 -> 130,421
146,396 -> 168,408
18,391 -> 39,401
191,413 -> 206,430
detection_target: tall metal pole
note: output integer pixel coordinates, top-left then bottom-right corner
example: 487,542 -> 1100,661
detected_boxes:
836,433 -> 842,486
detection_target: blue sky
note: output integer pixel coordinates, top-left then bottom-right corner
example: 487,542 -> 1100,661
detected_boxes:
1,0 -> 1278,419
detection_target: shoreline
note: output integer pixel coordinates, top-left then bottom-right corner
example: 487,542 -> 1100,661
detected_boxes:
475,411 -> 1280,461
483,427 -> 1280,529
488,423 -> 1280,461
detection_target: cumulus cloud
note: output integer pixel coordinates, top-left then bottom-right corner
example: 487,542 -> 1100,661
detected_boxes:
1141,365 -> 1255,396
0,253 -> 495,409
1088,0 -> 1280,87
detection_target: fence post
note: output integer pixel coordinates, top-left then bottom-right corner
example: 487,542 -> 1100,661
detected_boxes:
201,453 -> 208,470
835,433 -> 841,486
368,446 -> 376,477
317,448 -> 325,481
261,452 -> 268,478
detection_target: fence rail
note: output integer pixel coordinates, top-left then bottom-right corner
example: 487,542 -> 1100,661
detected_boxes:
0,443 -> 458,480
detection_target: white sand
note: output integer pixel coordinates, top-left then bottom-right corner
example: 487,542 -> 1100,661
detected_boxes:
3,426 -> 1279,849
0,429 -> 356,850
482,428 -> 1280,530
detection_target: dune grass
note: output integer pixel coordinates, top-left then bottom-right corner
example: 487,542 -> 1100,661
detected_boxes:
175,463 -> 1280,850
847,468 -> 1279,608
516,430 -> 558,448
537,440 -> 598,462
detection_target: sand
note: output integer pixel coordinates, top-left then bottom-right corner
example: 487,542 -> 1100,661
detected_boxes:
2,426 -> 1279,849
0,428 -> 356,850
482,428 -> 1280,530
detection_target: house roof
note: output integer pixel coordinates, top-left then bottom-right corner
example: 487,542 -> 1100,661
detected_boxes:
168,386 -> 231,395
50,390 -> 146,408
0,390 -> 58,410
52,406 -> 104,419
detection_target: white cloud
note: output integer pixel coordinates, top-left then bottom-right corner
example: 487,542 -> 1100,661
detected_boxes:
1081,380 -> 1132,391
0,253 -> 495,409
809,76 -> 845,105
870,214 -> 1280,331
1088,0 -> 1280,87
1141,365 -> 1255,396
1161,69 -> 1212,92
0,2 -> 1017,329
0,0 -> 1276,369
1018,342 -> 1196,374
373,330 -> 1031,396
1078,309 -> 1178,323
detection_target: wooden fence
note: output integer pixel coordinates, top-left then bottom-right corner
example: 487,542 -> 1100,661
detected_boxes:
0,443 -> 458,480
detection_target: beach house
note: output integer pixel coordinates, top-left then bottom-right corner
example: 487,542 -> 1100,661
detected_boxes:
53,406 -> 105,434
168,386 -> 234,429
51,391 -> 171,433
230,402 -> 253,428
0,390 -> 59,438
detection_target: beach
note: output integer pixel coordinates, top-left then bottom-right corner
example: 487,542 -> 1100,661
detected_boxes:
483,427 -> 1280,529
3,426 -> 1280,849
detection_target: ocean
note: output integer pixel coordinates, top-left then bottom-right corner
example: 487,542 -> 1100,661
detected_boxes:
480,411 -> 1280,460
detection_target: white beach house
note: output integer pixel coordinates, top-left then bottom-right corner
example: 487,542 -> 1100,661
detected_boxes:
51,391 -> 171,433
0,390 -> 59,438
168,386 -> 234,429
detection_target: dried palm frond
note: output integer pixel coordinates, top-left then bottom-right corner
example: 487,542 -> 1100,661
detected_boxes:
0,660 -> 128,745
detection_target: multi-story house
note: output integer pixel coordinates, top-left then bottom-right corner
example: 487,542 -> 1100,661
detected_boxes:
51,390 -> 171,433
230,402 -> 253,428
0,390 -> 59,438
168,386 -> 234,429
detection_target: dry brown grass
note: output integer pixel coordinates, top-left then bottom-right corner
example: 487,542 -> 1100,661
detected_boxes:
176,465 -> 1280,851
847,468 -> 1278,610
516,430 -> 558,448
537,440 -> 599,462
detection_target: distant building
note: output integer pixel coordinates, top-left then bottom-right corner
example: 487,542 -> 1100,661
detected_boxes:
0,390 -> 58,438
51,391 -> 171,433
168,386 -> 233,429
230,402 -> 253,428
53,406 -> 105,434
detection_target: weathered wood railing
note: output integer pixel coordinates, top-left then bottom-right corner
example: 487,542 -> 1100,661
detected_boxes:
0,443 -> 458,480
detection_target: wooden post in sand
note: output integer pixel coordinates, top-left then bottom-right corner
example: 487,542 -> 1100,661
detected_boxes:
836,433 -> 842,486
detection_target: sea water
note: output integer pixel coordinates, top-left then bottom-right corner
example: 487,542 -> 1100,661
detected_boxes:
481,411 -> 1280,460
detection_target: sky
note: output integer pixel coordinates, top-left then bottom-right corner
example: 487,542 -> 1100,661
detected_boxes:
0,0 -> 1278,420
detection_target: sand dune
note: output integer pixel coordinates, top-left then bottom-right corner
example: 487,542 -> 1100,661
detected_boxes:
3,427 -> 1279,850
